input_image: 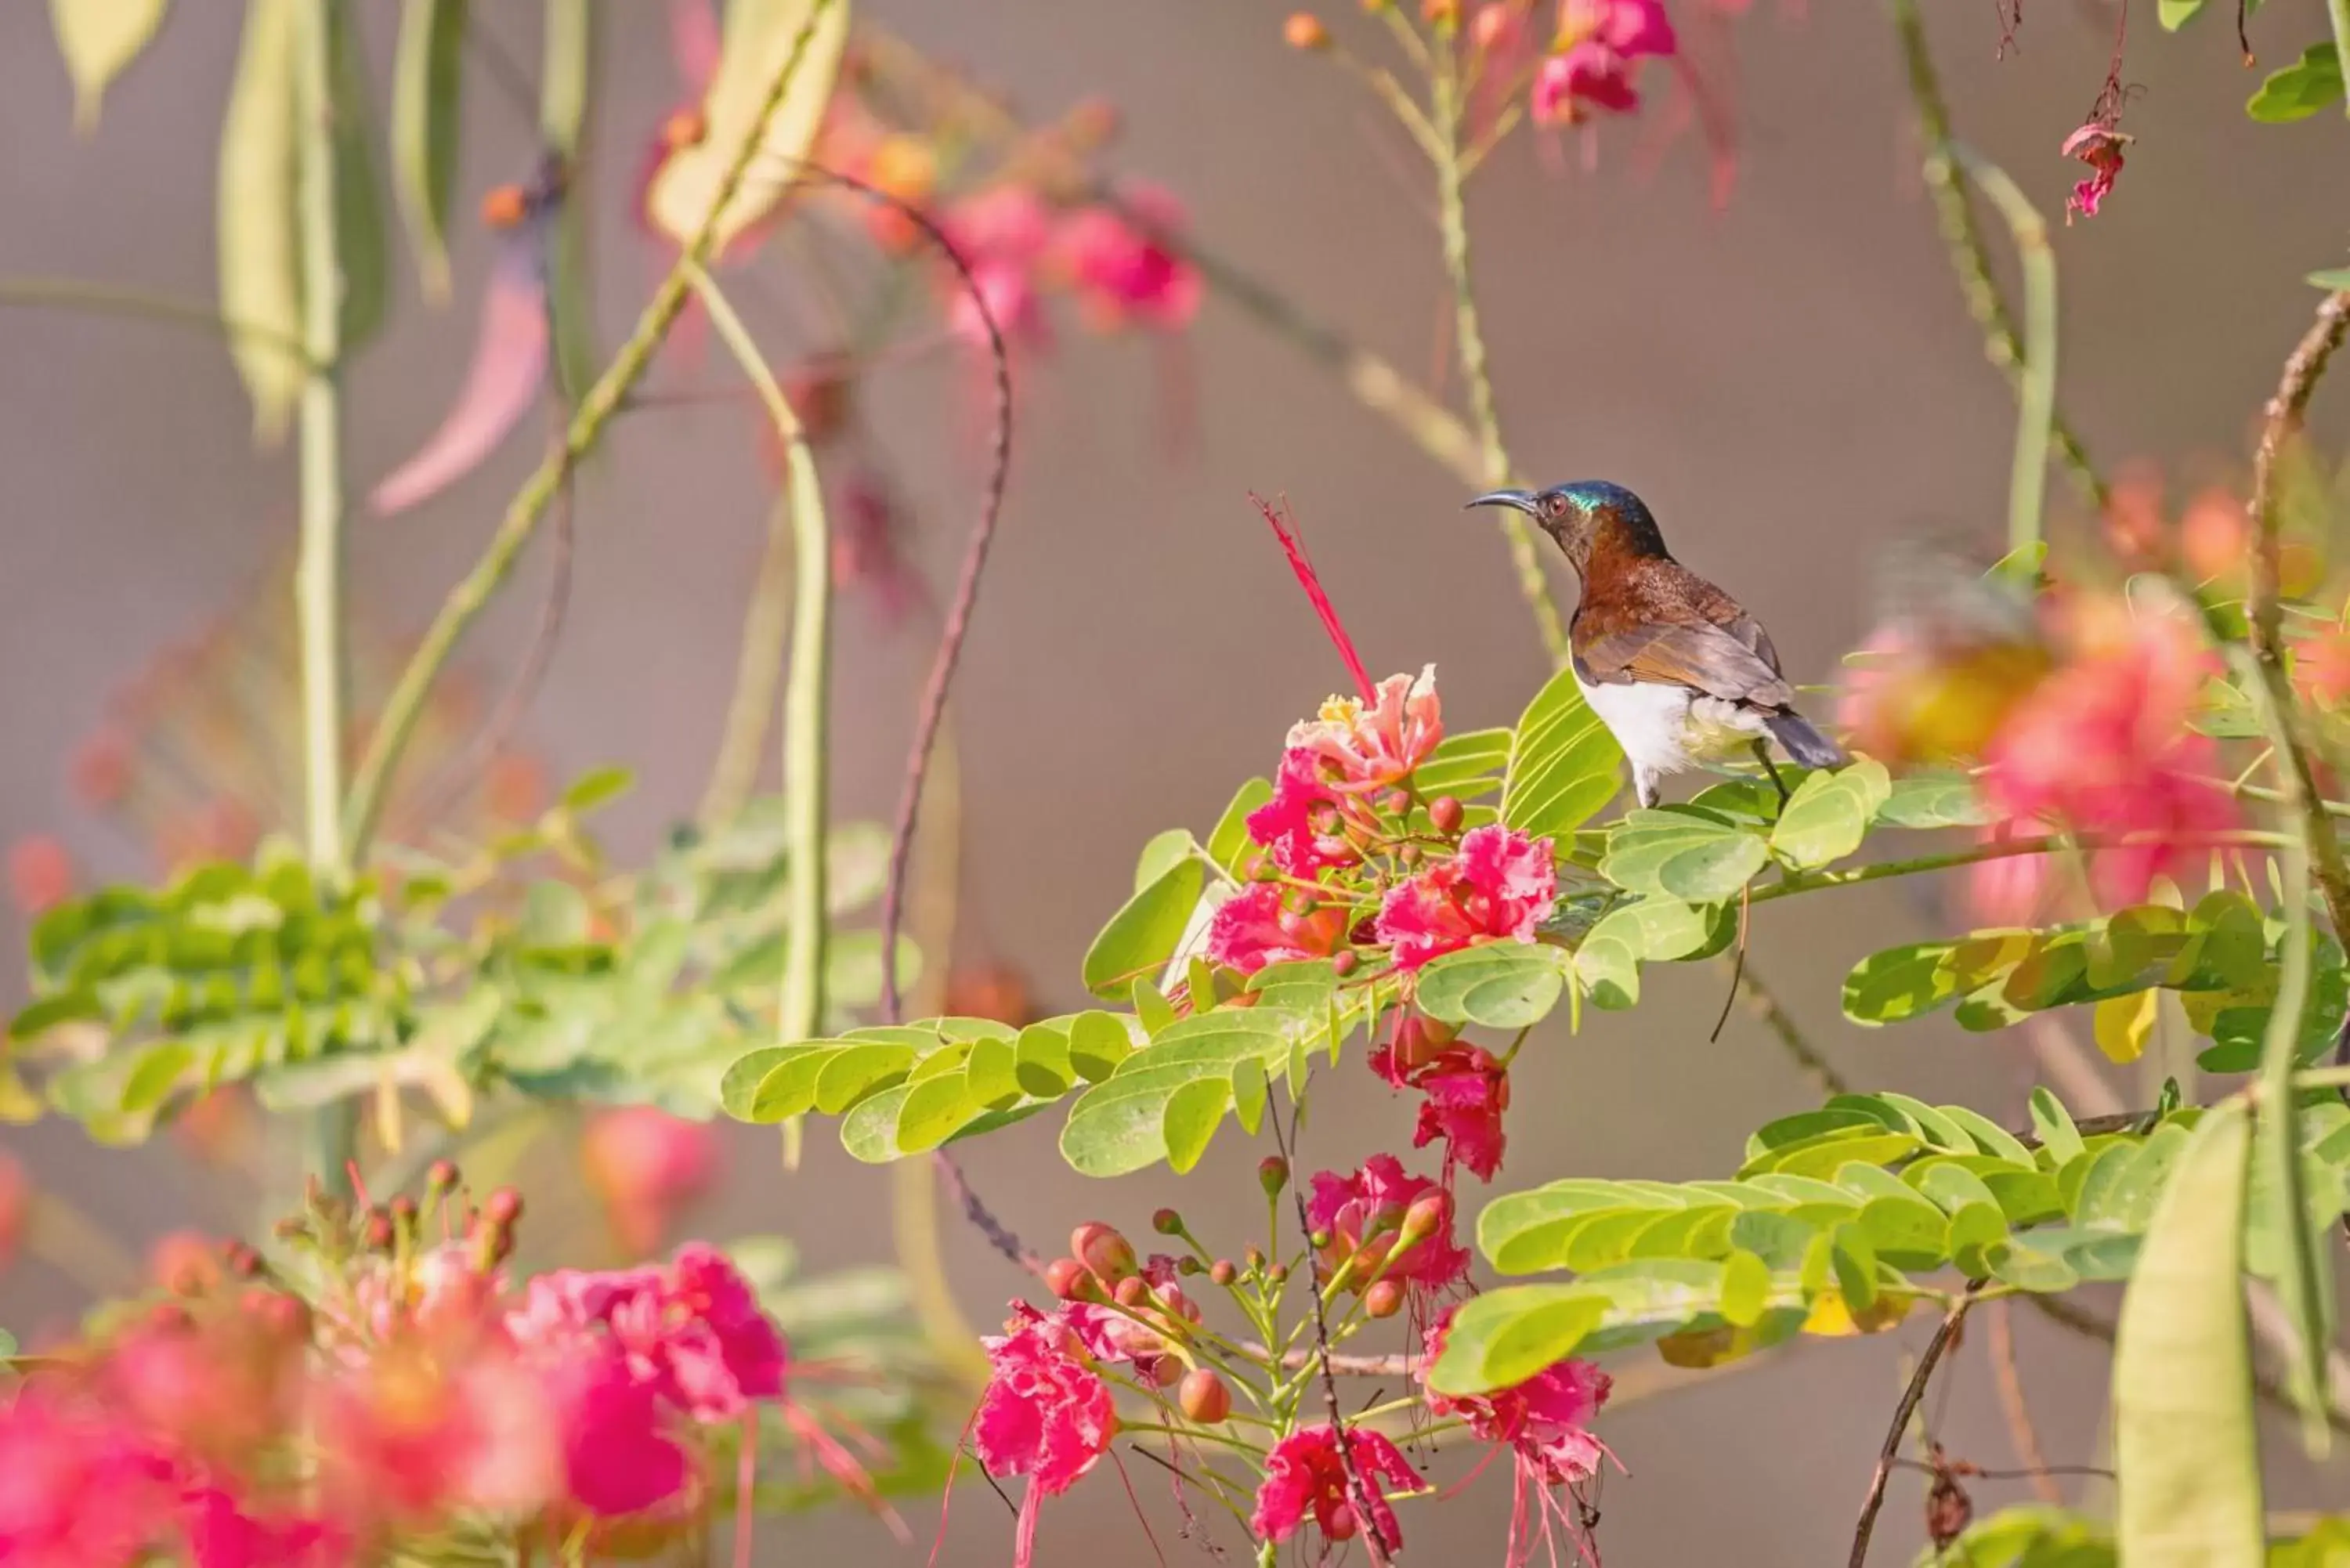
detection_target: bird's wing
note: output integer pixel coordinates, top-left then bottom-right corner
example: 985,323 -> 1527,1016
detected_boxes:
1576,619 -> 1795,709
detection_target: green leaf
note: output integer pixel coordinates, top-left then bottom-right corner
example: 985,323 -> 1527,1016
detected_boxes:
1413,728 -> 1513,800
1875,772 -> 1991,830
1423,1286 -> 1609,1396
2114,1100 -> 2261,1568
1602,808 -> 1770,903
1082,857 -> 1205,1001
2157,0 -> 2206,26
326,5 -> 387,349
1058,1010 -> 1297,1177
217,0 -> 305,441
1205,778 -> 1272,872
644,0 -> 851,251
391,0 -> 465,301
1829,1223 -> 1879,1310
1065,1012 -> 1135,1082
2248,45 -> 2343,123
1573,930 -> 1640,1010
2251,844 -> 2332,1455
1768,761 -> 1891,870
2310,268 -> 2350,291
1502,665 -> 1626,840
560,765 -> 634,815
49,0 -> 168,128
1133,829 -> 1196,894
1719,1248 -> 1770,1327
1415,942 -> 1570,1029
1161,1078 -> 1230,1173
1013,1024 -> 1075,1098
121,1041 -> 195,1115
2029,1086 -> 2085,1165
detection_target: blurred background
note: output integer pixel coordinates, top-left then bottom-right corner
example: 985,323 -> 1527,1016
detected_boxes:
3,1 -> 2347,1561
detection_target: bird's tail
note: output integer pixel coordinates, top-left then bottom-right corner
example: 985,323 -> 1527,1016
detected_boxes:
1765,711 -> 1849,770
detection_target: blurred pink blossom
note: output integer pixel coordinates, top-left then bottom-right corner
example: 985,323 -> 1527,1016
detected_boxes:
582,1107 -> 722,1259
1531,0 -> 1677,123
1052,185 -> 1202,332
941,186 -> 1055,349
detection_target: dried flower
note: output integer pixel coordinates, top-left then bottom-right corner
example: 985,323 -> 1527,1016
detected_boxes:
2060,121 -> 2130,223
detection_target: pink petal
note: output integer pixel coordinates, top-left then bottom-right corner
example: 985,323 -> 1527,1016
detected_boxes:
371,241 -> 549,517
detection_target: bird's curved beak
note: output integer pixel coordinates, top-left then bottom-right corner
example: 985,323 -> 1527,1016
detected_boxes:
1466,488 -> 1538,515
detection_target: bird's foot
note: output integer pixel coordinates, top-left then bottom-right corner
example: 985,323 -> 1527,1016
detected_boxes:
1751,741 -> 1791,808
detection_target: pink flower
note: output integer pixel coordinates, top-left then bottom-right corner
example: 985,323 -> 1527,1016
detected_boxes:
1062,1261 -> 1202,1382
0,1386 -> 177,1568
582,1108 -> 721,1259
1375,824 -> 1556,970
972,1304 -> 1115,1567
1244,747 -> 1361,877
1305,1154 -> 1470,1295
542,1337 -> 696,1519
515,1247 -> 788,1424
180,1488 -> 345,1568
320,1335 -> 562,1525
1423,1308 -> 1613,1566
1980,602 -> 2238,908
2061,122 -> 2130,223
1412,1046 -> 1512,1181
1249,1424 -> 1419,1548
1052,185 -> 1202,332
1203,883 -> 1348,974
1531,0 -> 1676,123
942,186 -> 1055,348
7,835 -> 74,915
1285,667 -> 1444,793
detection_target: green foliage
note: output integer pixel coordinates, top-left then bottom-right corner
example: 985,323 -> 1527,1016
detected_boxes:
1082,851 -> 1206,1001
1925,1509 -> 2350,1568
1501,665 -> 1625,840
2115,1101 -> 2263,1568
48,0 -> 169,128
2248,45 -> 2344,122
391,0 -> 468,301
1768,760 -> 1891,869
1430,1088 -> 2350,1396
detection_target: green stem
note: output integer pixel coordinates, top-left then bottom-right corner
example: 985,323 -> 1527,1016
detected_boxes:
0,276 -> 316,367
342,0 -> 837,862
295,0 -> 354,1190
698,493 -> 796,826
2330,0 -> 2350,126
1427,60 -> 1569,667
1884,0 -> 2102,509
1944,146 -> 2054,568
689,267 -> 829,1046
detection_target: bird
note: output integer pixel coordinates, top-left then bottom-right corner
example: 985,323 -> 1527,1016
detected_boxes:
1468,479 -> 1848,810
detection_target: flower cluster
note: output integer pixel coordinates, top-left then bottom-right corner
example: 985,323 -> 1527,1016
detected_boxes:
1532,0 -> 1679,125
0,1169 -> 832,1568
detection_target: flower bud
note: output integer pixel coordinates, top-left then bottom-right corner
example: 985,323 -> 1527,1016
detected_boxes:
1072,1222 -> 1138,1284
259,1293 -> 311,1341
1152,1207 -> 1184,1237
1114,1276 -> 1151,1309
1327,1505 -> 1361,1541
1365,1279 -> 1406,1318
1046,1257 -> 1094,1300
425,1159 -> 459,1195
1244,1245 -> 1266,1273
483,1187 -> 523,1228
1308,1228 -> 1332,1250
1428,796 -> 1466,836
1398,844 -> 1422,866
1177,1255 -> 1204,1276
389,1194 -> 418,1227
1209,1259 -> 1238,1286
1257,1155 -> 1290,1197
1382,788 -> 1412,818
1470,2 -> 1521,51
1398,1190 -> 1451,1251
1178,1368 -> 1232,1423
1283,11 -> 1331,47
479,184 -> 530,231
1267,1262 -> 1290,1284
1152,1357 -> 1185,1388
1331,950 -> 1360,977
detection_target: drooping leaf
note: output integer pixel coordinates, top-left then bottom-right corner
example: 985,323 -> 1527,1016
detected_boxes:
217,0 -> 305,441
2248,45 -> 2343,123
2157,0 -> 2206,26
1502,665 -> 1625,841
2113,1100 -> 2261,1568
1601,807 -> 1770,904
1205,778 -> 1272,873
1058,1010 -> 1301,1177
644,0 -> 851,252
1423,1286 -> 1610,1396
49,0 -> 169,129
391,0 -> 467,300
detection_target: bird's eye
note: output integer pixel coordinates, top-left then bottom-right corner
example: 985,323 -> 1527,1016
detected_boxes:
1543,495 -> 1568,520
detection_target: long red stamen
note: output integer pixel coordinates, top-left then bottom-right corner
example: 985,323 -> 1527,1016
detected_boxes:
1251,492 -> 1375,703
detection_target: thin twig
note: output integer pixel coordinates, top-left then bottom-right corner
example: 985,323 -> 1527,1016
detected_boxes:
0,277 -> 316,370
1884,0 -> 2102,510
341,0 -> 840,862
1724,956 -> 1849,1097
1267,1095 -> 1397,1567
1984,1299 -> 2062,1505
1849,1285 -> 1979,1568
935,1149 -> 1047,1279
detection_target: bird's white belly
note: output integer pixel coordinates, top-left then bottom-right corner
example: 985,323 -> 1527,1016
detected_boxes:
1575,674 -> 1766,786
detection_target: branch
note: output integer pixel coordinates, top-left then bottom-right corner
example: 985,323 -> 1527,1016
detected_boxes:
340,0 -> 840,862
1849,1284 -> 1980,1568
0,277 -> 316,370
1428,58 -> 1570,666
1985,1299 -> 2063,1505
2240,291 -> 2350,955
1883,0 -> 2103,509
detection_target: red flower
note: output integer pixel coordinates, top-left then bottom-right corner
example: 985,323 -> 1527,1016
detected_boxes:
7,835 -> 74,916
540,1338 -> 695,1519
180,1488 -> 345,1568
1244,747 -> 1361,877
1412,1046 -> 1511,1181
1203,883 -> 1348,974
1375,824 -> 1556,970
971,1304 -> 1115,1568
1052,184 -> 1202,333
2060,122 -> 2129,223
1531,0 -> 1676,123
581,1108 -> 721,1259
1423,1307 -> 1614,1567
0,1386 -> 178,1568
1249,1423 -> 1419,1548
1305,1154 -> 1470,1295
941,186 -> 1055,349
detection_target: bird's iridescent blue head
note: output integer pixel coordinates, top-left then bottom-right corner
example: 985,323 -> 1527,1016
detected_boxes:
1465,480 -> 1667,572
